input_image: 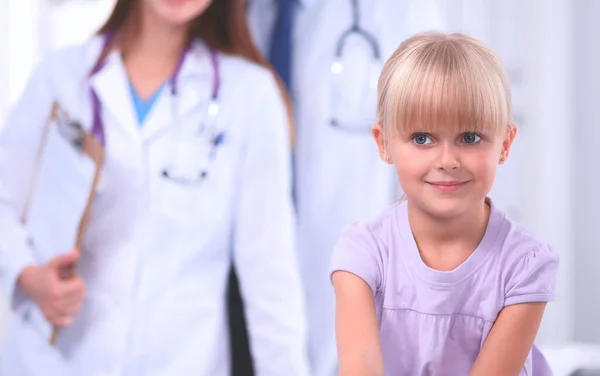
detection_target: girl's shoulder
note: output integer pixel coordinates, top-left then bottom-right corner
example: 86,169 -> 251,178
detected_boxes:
336,201 -> 403,254
491,206 -> 560,306
329,202 -> 403,295
497,210 -> 560,272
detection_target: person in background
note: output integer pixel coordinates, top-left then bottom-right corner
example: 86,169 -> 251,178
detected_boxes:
238,1 -> 447,375
0,0 -> 310,375
331,31 -> 558,375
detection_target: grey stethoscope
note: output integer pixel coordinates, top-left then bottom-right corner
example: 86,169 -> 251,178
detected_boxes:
329,0 -> 382,133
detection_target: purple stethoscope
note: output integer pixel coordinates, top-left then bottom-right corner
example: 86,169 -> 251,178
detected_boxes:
87,33 -> 224,185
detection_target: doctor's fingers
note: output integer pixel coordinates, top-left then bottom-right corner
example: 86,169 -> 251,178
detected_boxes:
56,288 -> 87,307
55,299 -> 83,316
54,276 -> 87,300
44,298 -> 82,327
50,310 -> 79,328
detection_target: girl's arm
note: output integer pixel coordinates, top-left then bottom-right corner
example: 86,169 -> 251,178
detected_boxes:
332,270 -> 384,376
471,243 -> 559,375
469,302 -> 547,376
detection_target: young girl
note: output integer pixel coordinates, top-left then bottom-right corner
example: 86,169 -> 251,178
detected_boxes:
0,0 -> 309,375
330,32 -> 559,375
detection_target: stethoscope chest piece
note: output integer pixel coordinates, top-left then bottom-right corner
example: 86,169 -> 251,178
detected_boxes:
328,0 -> 382,133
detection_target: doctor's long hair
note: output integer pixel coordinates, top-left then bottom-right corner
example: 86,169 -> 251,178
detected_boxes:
95,0 -> 295,143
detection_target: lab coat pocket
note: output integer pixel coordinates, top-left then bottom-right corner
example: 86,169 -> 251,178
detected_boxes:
18,301 -> 69,363
158,170 -> 227,228
11,303 -> 71,375
151,124 -> 234,233
3,311 -> 66,376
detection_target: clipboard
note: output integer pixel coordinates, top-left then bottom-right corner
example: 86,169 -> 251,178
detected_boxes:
21,101 -> 105,345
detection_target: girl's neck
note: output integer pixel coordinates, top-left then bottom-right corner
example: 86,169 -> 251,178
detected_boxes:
120,5 -> 190,99
407,199 -> 491,271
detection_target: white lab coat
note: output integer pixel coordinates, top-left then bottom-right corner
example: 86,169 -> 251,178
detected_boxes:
0,36 -> 310,376
248,1 -> 447,375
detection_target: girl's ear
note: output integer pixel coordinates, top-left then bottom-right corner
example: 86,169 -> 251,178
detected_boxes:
499,123 -> 517,164
372,123 -> 392,164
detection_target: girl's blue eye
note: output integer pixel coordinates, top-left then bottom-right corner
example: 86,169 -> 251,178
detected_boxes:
462,133 -> 481,144
413,134 -> 432,145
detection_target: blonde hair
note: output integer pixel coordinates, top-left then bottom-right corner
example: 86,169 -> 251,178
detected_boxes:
377,32 -> 513,139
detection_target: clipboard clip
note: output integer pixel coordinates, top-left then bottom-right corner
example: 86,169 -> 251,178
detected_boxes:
55,110 -> 86,150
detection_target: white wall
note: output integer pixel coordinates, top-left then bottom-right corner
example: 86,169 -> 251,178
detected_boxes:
1,0 -> 113,113
0,0 -> 46,123
0,0 -> 8,123
0,0 -> 8,341
46,0 -> 115,50
573,0 -> 600,344
516,0 -> 575,347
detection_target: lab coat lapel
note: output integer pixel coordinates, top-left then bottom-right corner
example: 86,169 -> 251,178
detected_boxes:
140,41 -> 213,142
88,51 -> 140,143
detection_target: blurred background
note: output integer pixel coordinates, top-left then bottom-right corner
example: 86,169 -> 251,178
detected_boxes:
0,0 -> 598,375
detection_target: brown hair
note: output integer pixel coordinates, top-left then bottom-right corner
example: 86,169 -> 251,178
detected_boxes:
96,0 -> 295,142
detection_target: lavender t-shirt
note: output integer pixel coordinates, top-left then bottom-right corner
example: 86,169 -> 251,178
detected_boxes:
330,200 -> 559,375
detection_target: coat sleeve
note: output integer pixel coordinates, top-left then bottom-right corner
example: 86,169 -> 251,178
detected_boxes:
0,61 -> 54,315
232,69 -> 310,376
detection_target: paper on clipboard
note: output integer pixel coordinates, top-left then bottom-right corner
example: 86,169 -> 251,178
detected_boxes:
24,122 -> 96,264
22,101 -> 104,345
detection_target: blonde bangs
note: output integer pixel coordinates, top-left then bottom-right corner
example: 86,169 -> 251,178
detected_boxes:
378,32 -> 512,137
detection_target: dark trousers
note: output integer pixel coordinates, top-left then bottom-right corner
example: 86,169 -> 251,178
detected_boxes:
228,268 -> 254,376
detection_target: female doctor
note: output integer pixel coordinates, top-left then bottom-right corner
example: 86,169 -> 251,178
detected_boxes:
0,0 -> 310,375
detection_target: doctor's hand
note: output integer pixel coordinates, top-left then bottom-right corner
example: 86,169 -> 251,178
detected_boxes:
18,249 -> 87,327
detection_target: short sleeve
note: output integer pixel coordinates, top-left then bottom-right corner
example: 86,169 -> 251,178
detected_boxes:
504,244 -> 560,307
329,222 -> 384,296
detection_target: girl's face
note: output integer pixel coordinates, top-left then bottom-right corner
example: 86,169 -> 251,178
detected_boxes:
142,0 -> 213,27
373,123 -> 517,219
